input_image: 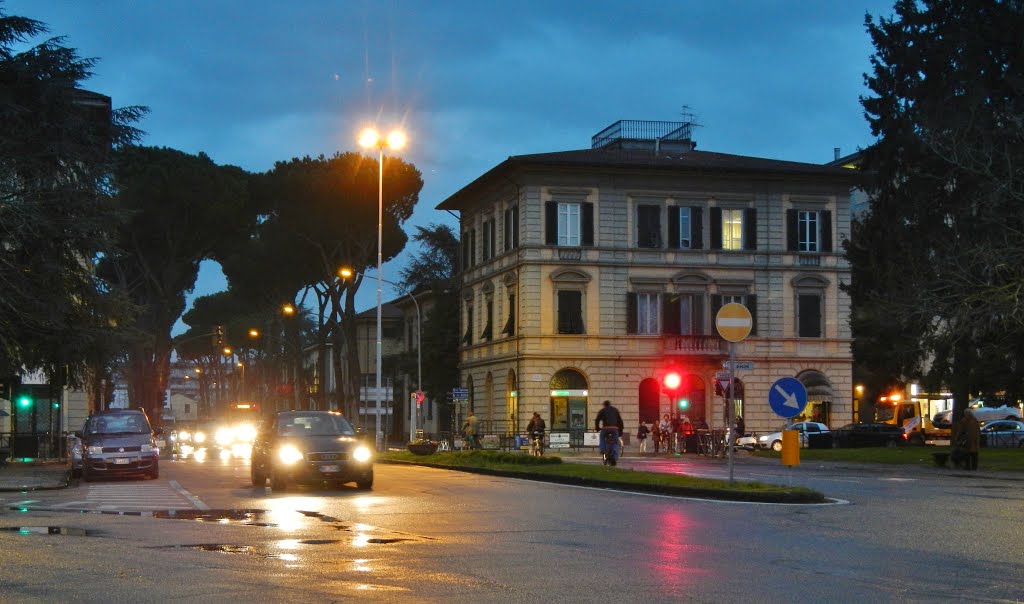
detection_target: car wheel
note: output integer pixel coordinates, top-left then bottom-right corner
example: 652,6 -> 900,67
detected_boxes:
770,440 -> 783,452
356,470 -> 374,490
148,461 -> 159,480
270,469 -> 287,492
82,465 -> 93,483
251,462 -> 266,487
908,433 -> 925,447
886,438 -> 898,448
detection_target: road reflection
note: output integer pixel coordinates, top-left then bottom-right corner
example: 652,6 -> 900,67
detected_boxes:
651,508 -> 705,594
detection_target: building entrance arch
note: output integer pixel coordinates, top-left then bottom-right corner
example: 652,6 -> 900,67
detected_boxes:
549,369 -> 589,447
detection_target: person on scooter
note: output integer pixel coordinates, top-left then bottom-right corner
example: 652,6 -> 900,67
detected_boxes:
526,412 -> 546,455
595,400 -> 624,461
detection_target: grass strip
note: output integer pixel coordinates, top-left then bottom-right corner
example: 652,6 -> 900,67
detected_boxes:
380,450 -> 825,503
750,446 -> 1024,471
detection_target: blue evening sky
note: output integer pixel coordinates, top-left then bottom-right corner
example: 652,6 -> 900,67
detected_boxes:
8,0 -> 893,329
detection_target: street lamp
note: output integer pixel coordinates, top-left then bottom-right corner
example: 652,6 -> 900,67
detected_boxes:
339,266 -> 421,443
358,126 -> 407,451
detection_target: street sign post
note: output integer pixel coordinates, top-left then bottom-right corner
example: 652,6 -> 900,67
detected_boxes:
452,387 -> 469,400
722,360 -> 754,371
768,377 -> 808,419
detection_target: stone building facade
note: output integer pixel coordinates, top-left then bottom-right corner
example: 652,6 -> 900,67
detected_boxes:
437,120 -> 859,439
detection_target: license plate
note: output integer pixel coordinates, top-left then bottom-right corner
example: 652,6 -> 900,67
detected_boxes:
114,458 -> 131,465
319,464 -> 340,473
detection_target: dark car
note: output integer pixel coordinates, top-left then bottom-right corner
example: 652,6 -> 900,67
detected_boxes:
78,409 -> 160,481
831,422 -> 906,448
979,420 -> 1024,448
250,411 -> 374,491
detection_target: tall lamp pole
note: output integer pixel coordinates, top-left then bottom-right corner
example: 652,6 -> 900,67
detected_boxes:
359,127 -> 406,452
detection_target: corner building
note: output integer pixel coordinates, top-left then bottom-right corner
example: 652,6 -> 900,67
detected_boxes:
437,121 -> 858,442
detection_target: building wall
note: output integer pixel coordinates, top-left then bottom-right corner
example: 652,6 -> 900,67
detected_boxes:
457,162 -> 853,436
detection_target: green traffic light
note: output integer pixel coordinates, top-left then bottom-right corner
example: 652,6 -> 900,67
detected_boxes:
678,398 -> 690,409
17,395 -> 32,408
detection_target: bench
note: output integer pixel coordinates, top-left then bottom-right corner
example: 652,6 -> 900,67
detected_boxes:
932,452 -> 950,467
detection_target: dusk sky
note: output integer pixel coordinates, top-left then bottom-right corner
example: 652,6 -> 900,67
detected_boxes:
9,0 -> 893,327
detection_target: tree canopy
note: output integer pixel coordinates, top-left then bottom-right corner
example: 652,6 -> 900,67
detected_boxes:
849,0 -> 1024,414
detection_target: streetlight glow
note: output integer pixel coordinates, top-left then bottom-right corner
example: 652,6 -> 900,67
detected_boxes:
385,130 -> 406,151
282,304 -> 295,316
248,328 -> 260,338
338,267 -> 354,279
358,128 -> 380,149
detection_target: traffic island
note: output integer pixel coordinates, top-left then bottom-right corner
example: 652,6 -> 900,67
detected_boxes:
379,451 -> 826,504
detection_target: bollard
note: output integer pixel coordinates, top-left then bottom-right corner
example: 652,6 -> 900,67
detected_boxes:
781,430 -> 800,467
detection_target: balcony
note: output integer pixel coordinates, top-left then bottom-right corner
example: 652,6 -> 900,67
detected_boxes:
663,335 -> 726,356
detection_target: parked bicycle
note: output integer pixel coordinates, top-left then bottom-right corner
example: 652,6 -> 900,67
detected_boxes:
529,432 -> 544,456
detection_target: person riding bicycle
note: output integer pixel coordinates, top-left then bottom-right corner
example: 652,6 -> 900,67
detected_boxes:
526,412 -> 546,455
595,400 -> 624,462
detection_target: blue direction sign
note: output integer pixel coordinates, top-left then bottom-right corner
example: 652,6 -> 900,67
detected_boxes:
768,377 -> 808,419
452,387 -> 470,401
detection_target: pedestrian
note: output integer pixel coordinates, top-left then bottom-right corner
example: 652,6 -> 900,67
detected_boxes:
952,409 -> 981,471
734,415 -> 746,443
462,410 -> 481,450
658,414 -> 672,453
652,421 -> 662,453
637,421 -> 650,453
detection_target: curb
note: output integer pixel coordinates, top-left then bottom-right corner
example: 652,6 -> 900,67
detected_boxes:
0,469 -> 71,492
379,459 -> 825,504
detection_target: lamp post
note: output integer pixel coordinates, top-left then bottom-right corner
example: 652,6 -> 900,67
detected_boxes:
358,127 -> 407,451
340,267 -> 421,443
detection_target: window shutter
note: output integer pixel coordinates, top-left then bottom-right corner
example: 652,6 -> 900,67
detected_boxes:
470,229 -> 477,266
821,210 -> 832,252
798,294 -> 822,338
663,295 -> 680,335
582,202 -> 594,246
626,293 -> 638,334
710,295 -> 722,337
691,207 -> 703,249
558,290 -> 584,334
709,208 -> 722,250
462,234 -> 470,270
502,294 -> 515,335
512,206 -> 519,248
746,294 -> 758,336
786,210 -> 798,251
743,208 -> 757,250
668,207 -> 680,249
545,202 -> 557,245
504,209 -> 512,252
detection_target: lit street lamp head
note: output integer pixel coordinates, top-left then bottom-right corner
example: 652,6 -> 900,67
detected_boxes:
282,303 -> 295,316
359,127 -> 406,151
248,328 -> 260,338
338,266 -> 354,279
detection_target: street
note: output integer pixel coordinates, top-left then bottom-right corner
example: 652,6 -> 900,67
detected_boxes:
2,452 -> 1023,602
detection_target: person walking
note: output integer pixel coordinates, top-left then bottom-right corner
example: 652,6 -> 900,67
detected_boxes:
637,421 -> 650,453
462,411 -> 481,450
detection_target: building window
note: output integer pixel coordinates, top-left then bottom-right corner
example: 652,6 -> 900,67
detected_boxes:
481,298 -> 493,341
184,404 -> 191,414
480,218 -> 496,261
502,293 -> 515,336
557,290 -> 584,334
462,229 -> 477,269
503,205 -> 519,252
669,206 -> 702,249
627,292 -> 660,335
787,209 -> 833,253
710,207 -> 757,250
463,301 -> 474,345
660,293 -> 706,335
722,209 -> 743,250
636,205 -> 662,248
545,201 -> 594,247
797,294 -> 822,338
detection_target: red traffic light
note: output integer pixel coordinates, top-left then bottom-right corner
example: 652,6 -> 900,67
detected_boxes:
663,371 -> 682,391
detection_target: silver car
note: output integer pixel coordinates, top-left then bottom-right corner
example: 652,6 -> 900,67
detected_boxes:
980,420 -> 1024,448
747,421 -> 831,452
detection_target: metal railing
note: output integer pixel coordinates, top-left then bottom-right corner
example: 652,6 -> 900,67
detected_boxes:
0,431 -> 66,461
664,334 -> 726,355
591,120 -> 694,149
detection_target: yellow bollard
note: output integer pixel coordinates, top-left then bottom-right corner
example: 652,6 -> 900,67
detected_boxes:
781,429 -> 800,466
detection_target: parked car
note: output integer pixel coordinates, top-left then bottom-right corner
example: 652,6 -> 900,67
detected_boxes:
250,410 -> 374,491
738,422 -> 831,452
77,409 -> 160,481
831,422 -> 906,448
933,398 -> 1022,427
979,420 -> 1024,448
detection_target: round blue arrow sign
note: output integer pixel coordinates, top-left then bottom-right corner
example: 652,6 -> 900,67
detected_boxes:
768,377 -> 808,419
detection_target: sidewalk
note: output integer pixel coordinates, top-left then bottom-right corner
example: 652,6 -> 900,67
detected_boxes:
0,460 -> 70,491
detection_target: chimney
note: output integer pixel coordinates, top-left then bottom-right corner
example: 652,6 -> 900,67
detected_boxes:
833,147 -> 841,161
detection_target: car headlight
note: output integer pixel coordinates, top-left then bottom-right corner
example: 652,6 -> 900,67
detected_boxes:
758,436 -> 768,442
141,444 -> 155,453
352,446 -> 372,463
278,445 -> 304,465
215,428 -> 234,447
87,445 -> 104,455
234,424 -> 257,443
179,431 -> 191,442
194,431 -> 207,444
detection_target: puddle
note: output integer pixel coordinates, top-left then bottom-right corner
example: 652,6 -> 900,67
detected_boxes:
151,509 -> 276,526
366,538 -> 410,544
1,526 -> 88,536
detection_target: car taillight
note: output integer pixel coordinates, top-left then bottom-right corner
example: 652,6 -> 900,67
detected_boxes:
902,433 -> 908,440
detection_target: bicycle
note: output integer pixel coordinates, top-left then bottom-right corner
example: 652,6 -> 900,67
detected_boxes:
600,429 -> 619,466
529,432 -> 544,456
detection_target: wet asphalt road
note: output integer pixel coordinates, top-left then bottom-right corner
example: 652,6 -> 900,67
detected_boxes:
2,451 -> 1024,602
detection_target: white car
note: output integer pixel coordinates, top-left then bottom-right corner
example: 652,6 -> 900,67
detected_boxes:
933,398 -> 1022,426
741,421 -> 831,452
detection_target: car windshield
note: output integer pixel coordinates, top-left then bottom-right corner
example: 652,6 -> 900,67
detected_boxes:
87,415 -> 150,435
277,413 -> 355,437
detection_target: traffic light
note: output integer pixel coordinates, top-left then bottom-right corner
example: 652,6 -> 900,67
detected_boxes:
212,325 -> 225,347
678,397 -> 690,410
662,370 -> 682,393
16,393 -> 33,408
